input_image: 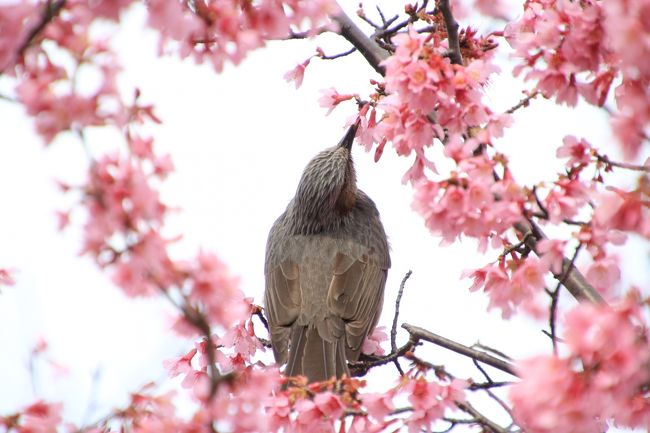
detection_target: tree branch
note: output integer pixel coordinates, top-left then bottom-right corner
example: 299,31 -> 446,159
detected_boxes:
18,0 -> 66,57
437,0 -> 463,65
514,220 -> 605,304
402,323 -> 517,376
596,153 -> 650,173
332,6 -> 390,75
456,401 -> 511,433
348,339 -> 415,376
391,270 -> 412,353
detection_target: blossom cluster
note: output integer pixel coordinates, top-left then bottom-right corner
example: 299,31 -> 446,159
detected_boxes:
374,26 -> 508,181
510,301 -> 650,433
147,0 -> 338,72
411,154 -> 524,247
506,0 -> 650,159
265,369 -> 467,433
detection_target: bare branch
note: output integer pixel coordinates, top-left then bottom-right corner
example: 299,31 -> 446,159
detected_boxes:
468,381 -> 511,390
391,270 -> 412,353
548,243 -> 582,352
348,339 -> 415,376
505,91 -> 540,114
456,401 -> 511,433
437,0 -> 463,65
333,6 -> 390,75
402,323 -> 518,376
596,153 -> 650,173
319,46 -> 357,60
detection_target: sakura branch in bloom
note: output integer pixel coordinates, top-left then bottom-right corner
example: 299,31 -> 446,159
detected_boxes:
3,1 -> 650,433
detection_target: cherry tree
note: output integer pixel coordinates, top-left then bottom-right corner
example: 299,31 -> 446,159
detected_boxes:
1,0 -> 650,432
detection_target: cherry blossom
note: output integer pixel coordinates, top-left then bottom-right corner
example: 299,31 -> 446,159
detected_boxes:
318,87 -> 355,115
511,301 -> 650,433
556,135 -> 592,166
361,326 -> 388,356
284,58 -> 312,89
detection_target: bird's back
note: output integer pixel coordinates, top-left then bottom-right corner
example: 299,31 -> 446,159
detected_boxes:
264,190 -> 389,382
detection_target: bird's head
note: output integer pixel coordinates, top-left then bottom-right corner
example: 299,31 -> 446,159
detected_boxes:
290,122 -> 360,232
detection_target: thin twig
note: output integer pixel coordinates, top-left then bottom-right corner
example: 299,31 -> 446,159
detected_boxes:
391,270 -> 412,353
252,304 -> 270,332
438,0 -> 463,65
406,352 -> 452,379
348,339 -> 415,376
456,402 -> 511,433
468,380 -> 512,390
505,91 -> 540,114
485,388 -> 516,421
356,8 -> 381,29
548,243 -> 583,353
402,324 -> 517,376
595,153 -> 650,173
319,46 -> 357,60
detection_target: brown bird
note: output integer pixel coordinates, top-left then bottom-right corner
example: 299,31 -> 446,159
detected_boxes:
264,123 -> 390,382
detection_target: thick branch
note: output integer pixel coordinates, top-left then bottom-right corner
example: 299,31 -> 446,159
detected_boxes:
332,6 -> 389,75
515,220 -> 605,304
438,0 -> 463,65
402,323 -> 517,376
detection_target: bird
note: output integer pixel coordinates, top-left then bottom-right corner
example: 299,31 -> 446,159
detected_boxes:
264,122 -> 390,383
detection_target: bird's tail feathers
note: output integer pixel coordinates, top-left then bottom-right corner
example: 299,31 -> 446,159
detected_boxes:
285,325 -> 348,383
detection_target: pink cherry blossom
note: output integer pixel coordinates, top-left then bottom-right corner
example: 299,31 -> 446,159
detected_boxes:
163,348 -> 197,379
403,376 -> 466,433
510,356 -> 603,433
512,301 -> 650,433
186,250 -> 247,328
318,87 -> 354,115
556,135 -> 592,166
362,326 -> 388,356
506,0 -> 607,107
361,392 -> 394,421
19,401 -> 64,433
218,320 -> 264,363
207,367 -> 281,433
594,188 -> 650,237
284,58 -> 311,89
475,0 -> 511,20
0,268 -> 15,287
536,239 -> 566,274
543,177 -> 591,224
0,3 -> 39,71
585,256 -> 620,299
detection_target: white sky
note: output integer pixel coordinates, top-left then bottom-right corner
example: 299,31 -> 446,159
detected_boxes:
0,1 -> 647,430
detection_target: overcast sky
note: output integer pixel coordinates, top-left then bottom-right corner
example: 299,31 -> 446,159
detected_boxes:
0,1 -> 646,430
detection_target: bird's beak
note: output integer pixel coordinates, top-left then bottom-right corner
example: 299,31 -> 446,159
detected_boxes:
338,120 -> 360,151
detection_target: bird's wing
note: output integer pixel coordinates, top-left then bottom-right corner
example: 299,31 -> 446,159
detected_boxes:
327,251 -> 388,361
264,259 -> 301,365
